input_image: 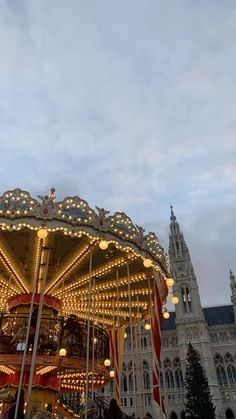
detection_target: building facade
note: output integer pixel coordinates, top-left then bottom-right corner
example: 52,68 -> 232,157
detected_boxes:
103,209 -> 236,419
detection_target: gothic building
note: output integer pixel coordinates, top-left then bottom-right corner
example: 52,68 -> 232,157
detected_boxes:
103,209 -> 236,419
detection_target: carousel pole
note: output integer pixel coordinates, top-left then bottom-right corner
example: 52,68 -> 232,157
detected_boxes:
91,276 -> 96,400
127,262 -> 137,419
4,275 -> 12,313
136,295 -> 145,417
134,319 -> 139,414
116,269 -> 120,403
26,248 -> 50,419
85,251 -> 93,419
14,242 -> 42,419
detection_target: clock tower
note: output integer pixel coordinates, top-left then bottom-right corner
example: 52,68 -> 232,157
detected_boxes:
168,206 -> 204,321
168,206 -> 224,419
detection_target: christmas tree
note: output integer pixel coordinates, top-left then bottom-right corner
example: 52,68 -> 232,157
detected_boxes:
184,342 -> 216,419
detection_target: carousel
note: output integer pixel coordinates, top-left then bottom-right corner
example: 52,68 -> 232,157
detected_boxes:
0,188 -> 175,419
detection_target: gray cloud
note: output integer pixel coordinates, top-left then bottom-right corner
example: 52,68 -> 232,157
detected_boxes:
0,0 -> 235,306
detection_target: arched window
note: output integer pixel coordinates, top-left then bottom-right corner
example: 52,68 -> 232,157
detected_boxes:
181,286 -> 192,313
160,371 -> 164,389
143,359 -> 150,390
170,371 -> 174,388
217,366 -> 228,386
181,287 -> 187,313
215,352 -> 236,387
173,358 -> 184,389
129,373 -> 133,391
226,408 -> 234,418
165,371 -> 170,389
175,369 -> 184,389
227,365 -> 236,385
170,412 -> 178,419
144,371 -> 150,390
122,372 -> 127,392
175,370 -> 180,389
143,337 -> 147,348
165,370 -> 174,389
186,287 -> 192,311
128,373 -> 137,391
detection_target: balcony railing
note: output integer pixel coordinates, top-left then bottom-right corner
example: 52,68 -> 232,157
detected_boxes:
0,312 -> 109,362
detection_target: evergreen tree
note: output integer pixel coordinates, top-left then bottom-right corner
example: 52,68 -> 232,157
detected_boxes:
184,342 -> 216,419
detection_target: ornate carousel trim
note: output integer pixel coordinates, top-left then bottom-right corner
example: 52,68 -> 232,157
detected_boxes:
0,188 -> 168,274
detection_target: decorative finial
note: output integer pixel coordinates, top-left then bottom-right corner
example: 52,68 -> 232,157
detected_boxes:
49,187 -> 56,202
37,187 -> 56,205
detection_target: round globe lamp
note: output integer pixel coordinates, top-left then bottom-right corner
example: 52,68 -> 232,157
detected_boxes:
99,240 -> 109,250
172,296 -> 179,305
163,311 -> 170,319
104,359 -> 111,367
109,370 -> 115,378
144,323 -> 151,331
143,259 -> 152,268
37,228 -> 48,239
59,348 -> 67,357
166,277 -> 175,287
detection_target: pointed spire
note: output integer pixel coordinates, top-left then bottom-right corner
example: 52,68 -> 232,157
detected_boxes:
170,205 -> 176,222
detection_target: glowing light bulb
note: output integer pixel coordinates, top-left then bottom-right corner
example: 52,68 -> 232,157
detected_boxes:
163,311 -> 170,319
172,296 -> 179,305
37,228 -> 48,239
109,370 -> 115,378
124,332 -> 127,339
59,348 -> 67,357
166,277 -> 174,287
143,258 -> 152,268
144,323 -> 151,331
104,359 -> 111,367
99,240 -> 109,250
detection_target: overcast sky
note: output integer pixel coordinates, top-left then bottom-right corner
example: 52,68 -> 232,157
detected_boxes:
0,1 -> 235,307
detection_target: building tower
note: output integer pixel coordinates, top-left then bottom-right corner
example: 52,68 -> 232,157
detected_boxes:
168,206 -> 224,419
230,268 -> 236,321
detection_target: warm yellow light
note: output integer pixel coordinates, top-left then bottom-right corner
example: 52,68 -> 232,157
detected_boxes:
37,228 -> 48,239
143,258 -> 152,268
99,240 -> 109,250
124,332 -> 127,339
104,359 -> 111,367
109,370 -> 115,378
93,337 -> 97,344
144,323 -> 151,331
172,296 -> 179,305
59,348 -> 67,357
163,311 -> 170,319
166,277 -> 175,287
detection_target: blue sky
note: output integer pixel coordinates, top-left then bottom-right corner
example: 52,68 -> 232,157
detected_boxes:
0,1 -> 235,306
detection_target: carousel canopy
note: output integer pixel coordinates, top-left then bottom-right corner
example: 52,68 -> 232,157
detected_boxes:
0,188 -> 169,327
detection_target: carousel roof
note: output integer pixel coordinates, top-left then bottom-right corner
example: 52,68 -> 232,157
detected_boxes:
0,188 -> 169,327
